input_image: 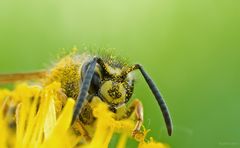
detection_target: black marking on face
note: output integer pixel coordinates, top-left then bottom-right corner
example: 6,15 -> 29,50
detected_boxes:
108,83 -> 122,99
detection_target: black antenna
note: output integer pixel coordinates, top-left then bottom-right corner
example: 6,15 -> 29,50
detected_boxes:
71,57 -> 98,124
127,64 -> 173,136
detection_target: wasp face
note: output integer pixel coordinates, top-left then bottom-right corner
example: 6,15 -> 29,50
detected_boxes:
98,77 -> 134,108
82,61 -> 134,108
99,80 -> 126,107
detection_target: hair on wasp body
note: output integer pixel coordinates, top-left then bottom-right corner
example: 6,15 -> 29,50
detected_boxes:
0,52 -> 173,141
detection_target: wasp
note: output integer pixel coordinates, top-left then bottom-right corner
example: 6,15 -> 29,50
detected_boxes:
0,52 -> 173,141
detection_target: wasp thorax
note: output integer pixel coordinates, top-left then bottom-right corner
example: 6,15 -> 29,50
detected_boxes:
99,80 -> 126,107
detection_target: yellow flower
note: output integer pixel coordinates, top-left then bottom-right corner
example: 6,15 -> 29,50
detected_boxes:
0,82 -> 169,148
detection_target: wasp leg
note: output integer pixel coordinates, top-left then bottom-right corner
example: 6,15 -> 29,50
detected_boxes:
124,99 -> 144,137
72,118 -> 91,142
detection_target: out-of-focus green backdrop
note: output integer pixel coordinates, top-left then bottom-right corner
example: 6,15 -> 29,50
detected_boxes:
0,0 -> 239,147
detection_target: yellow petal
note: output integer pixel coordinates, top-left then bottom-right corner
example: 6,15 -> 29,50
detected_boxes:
44,98 -> 57,139
41,98 -> 75,148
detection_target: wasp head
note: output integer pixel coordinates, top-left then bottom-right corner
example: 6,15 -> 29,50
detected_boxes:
74,57 -> 173,136
82,60 -> 134,108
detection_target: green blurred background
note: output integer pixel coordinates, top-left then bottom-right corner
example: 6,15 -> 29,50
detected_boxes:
0,0 -> 239,147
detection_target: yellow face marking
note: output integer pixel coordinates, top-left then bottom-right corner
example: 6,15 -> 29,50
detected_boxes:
99,81 -> 126,106
105,64 -> 122,76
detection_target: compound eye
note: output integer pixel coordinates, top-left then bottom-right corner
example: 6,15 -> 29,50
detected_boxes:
99,81 -> 126,106
90,72 -> 101,92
